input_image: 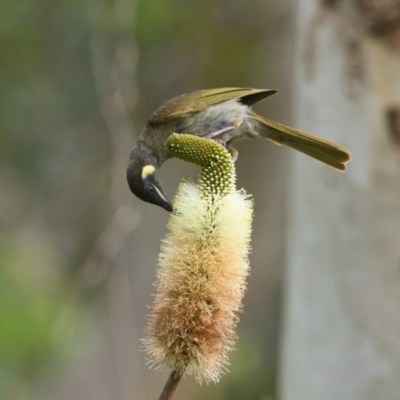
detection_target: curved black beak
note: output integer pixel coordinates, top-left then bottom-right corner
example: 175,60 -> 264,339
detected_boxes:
161,197 -> 173,212
152,184 -> 173,212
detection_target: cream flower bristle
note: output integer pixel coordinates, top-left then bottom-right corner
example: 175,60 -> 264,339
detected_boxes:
143,134 -> 253,384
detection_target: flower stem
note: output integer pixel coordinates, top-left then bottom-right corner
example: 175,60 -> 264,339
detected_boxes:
158,370 -> 182,400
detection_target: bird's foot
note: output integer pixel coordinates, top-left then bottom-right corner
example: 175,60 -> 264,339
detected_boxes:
227,146 -> 239,163
213,139 -> 226,146
204,126 -> 239,162
207,140 -> 239,163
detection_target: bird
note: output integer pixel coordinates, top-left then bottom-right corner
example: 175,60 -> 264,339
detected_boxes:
127,87 -> 351,212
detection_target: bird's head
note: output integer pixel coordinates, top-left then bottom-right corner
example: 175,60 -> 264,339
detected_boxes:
127,162 -> 173,212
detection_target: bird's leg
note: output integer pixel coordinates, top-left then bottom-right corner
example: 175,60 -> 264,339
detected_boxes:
205,125 -> 236,139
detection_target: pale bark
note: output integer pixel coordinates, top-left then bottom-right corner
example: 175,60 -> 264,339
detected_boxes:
280,1 -> 400,399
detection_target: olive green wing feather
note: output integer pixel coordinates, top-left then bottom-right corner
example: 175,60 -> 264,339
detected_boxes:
149,87 -> 277,125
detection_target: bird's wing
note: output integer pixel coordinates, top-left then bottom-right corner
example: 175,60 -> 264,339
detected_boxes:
149,87 -> 277,125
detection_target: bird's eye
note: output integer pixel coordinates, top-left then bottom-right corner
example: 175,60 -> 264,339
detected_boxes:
147,185 -> 155,194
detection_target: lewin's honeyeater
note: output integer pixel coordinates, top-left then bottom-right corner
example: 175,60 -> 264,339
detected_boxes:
127,87 -> 351,211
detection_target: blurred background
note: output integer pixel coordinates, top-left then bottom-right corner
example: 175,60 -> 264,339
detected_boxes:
1,1 -> 293,398
2,0 -> 400,399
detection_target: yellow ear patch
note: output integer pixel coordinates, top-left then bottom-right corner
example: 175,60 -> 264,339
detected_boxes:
142,165 -> 155,179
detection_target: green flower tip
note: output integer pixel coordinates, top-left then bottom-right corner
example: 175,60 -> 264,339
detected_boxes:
167,133 -> 235,197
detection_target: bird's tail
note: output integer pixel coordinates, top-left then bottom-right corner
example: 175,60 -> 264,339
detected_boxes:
251,113 -> 351,171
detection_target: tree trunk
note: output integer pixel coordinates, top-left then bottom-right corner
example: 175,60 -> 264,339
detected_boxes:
280,1 -> 400,399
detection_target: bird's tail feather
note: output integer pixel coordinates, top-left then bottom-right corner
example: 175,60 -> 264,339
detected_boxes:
251,113 -> 351,171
